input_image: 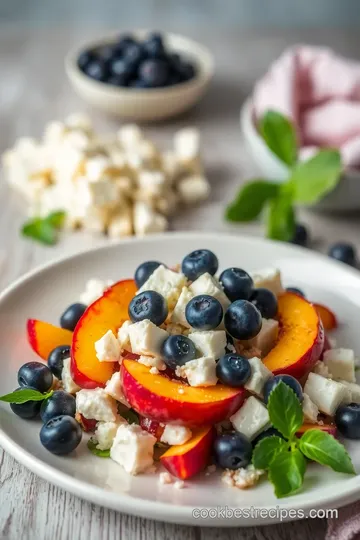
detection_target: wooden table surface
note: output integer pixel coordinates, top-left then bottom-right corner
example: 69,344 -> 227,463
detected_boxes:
1,25 -> 360,540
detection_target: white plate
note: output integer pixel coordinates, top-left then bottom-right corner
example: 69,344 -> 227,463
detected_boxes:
1,232 -> 360,527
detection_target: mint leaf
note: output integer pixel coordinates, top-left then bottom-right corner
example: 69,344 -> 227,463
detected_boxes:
266,191 -> 295,242
268,448 -> 306,498
259,110 -> 297,167
299,429 -> 355,475
290,149 -> 342,204
267,381 -> 303,439
252,436 -> 289,469
225,180 -> 279,222
87,438 -> 110,458
46,211 -> 66,228
0,388 -> 53,404
21,210 -> 66,246
121,408 -> 139,425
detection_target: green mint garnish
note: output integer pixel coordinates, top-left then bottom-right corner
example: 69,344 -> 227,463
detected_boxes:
268,448 -> 306,498
0,388 -> 53,404
259,110 -> 298,167
120,408 -> 139,425
21,210 -> 66,246
252,435 -> 288,470
87,438 -> 110,458
226,180 -> 279,222
267,381 -> 303,439
299,429 -> 355,475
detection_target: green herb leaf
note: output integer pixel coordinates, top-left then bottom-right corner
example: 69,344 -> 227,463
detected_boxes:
225,180 -> 280,222
267,381 -> 303,439
252,436 -> 289,469
290,149 -> 342,204
259,110 -> 298,167
299,429 -> 355,475
87,438 -> 110,458
21,210 -> 66,246
121,408 -> 140,425
46,210 -> 66,228
268,448 -> 306,498
0,388 -> 53,404
266,191 -> 295,242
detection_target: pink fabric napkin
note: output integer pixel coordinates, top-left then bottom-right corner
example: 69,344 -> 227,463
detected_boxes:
326,501 -> 360,540
252,45 -> 360,169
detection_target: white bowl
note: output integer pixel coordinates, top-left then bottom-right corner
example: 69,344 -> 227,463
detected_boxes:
240,98 -> 360,212
65,31 -> 214,122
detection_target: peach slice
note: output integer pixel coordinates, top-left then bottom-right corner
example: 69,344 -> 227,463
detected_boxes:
160,426 -> 216,479
296,422 -> 337,438
263,292 -> 324,380
71,279 -> 137,389
27,319 -> 73,361
139,417 -> 165,440
121,359 -> 245,427
313,303 -> 338,332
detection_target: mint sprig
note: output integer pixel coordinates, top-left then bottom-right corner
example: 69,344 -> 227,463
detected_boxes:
0,388 -> 53,404
252,382 -> 355,498
120,408 -> 139,425
22,210 -> 66,246
87,438 -> 110,458
225,110 -> 342,241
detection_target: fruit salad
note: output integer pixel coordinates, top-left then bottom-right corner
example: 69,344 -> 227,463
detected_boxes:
2,249 -> 358,497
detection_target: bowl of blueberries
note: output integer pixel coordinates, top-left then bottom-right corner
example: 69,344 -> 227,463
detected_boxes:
66,30 -> 214,121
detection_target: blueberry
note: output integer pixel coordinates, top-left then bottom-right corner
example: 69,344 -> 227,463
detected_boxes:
10,386 -> 42,419
263,374 -> 303,405
18,362 -> 53,393
213,432 -> 252,470
328,242 -> 357,267
78,50 -> 96,71
123,43 -> 144,66
129,79 -> 149,88
335,403 -> 360,439
181,249 -> 219,281
85,60 -> 109,82
216,354 -> 251,387
142,33 -> 165,59
219,268 -> 253,302
252,427 -> 285,447
134,261 -> 162,288
40,390 -> 76,423
116,35 -> 137,53
286,287 -> 305,298
110,57 -> 133,79
291,223 -> 309,247
47,345 -> 70,379
161,335 -> 197,370
128,290 -> 168,326
176,61 -> 196,82
250,288 -> 278,319
108,74 -> 129,87
185,295 -> 223,330
138,59 -> 169,87
224,300 -> 262,340
40,415 -> 82,455
60,303 -> 87,331
98,45 -> 116,63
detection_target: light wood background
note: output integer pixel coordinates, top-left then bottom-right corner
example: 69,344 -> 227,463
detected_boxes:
1,26 -> 360,540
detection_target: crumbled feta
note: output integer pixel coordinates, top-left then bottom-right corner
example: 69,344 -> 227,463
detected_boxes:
177,175 -> 211,204
110,424 -> 156,475
138,170 -> 167,197
137,265 -> 186,309
159,471 -> 173,485
244,357 -> 272,396
118,124 -> 143,148
108,206 -> 133,238
61,357 -> 80,394
138,355 -> 166,371
174,127 -> 200,161
133,201 -> 168,236
163,321 -> 189,336
178,357 -> 217,387
188,330 -> 226,360
105,372 -> 130,407
302,392 -> 319,424
173,480 -> 185,489
323,348 -> 356,383
128,320 -> 168,357
240,319 -> 279,357
150,367 -> 159,375
76,388 -> 118,422
250,268 -> 284,296
312,360 -> 332,378
117,320 -> 132,352
85,156 -> 112,182
95,420 -> 125,451
304,373 -> 351,416
160,424 -> 192,445
337,380 -> 360,403
80,278 -> 114,306
230,396 -> 270,440
171,287 -> 194,327
222,465 -> 264,489
189,273 -> 230,312
95,330 -> 121,363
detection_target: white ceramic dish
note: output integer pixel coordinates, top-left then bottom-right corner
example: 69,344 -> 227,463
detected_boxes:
65,31 -> 214,121
1,232 -> 360,526
240,98 -> 360,212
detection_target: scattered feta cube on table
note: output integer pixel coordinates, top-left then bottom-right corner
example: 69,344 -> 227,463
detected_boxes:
177,175 -> 210,204
128,319 -> 168,357
174,127 -> 200,162
160,424 -> 192,445
244,357 -> 272,396
302,392 -> 319,424
118,124 -> 143,148
110,424 -> 156,475
230,396 -> 270,440
133,201 -> 168,237
304,373 -> 351,416
95,330 -> 121,363
105,372 -> 130,407
76,388 -> 118,422
137,264 -> 186,310
189,273 -> 230,312
180,356 -> 217,387
61,357 -> 80,394
171,287 -> 194,327
323,348 -> 356,383
95,420 -> 125,451
188,330 -> 226,360
250,268 -> 284,296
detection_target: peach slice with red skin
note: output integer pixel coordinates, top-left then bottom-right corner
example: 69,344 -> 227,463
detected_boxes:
121,359 -> 246,427
263,292 -> 324,380
71,279 -> 137,389
296,422 -> 337,438
313,303 -> 338,332
139,417 -> 165,440
27,319 -> 73,361
160,426 -> 216,479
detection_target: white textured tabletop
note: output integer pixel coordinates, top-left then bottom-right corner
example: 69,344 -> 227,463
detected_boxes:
1,25 -> 360,540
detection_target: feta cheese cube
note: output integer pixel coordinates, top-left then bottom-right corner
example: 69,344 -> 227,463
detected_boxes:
118,124 -> 143,148
137,264 -> 186,310
138,170 -> 167,197
66,112 -> 92,132
250,268 -> 284,296
110,424 -> 156,475
222,465 -> 264,489
160,424 -> 192,445
128,319 -> 168,357
105,372 -> 130,407
189,273 -> 230,312
76,388 -> 118,422
240,319 -> 279,357
85,156 -> 112,182
312,360 -> 332,378
177,175 -> 210,204
117,320 -> 132,352
180,356 -> 217,387
323,349 -> 356,383
188,330 -> 226,360
61,357 -> 80,394
108,207 -> 133,238
95,420 -> 125,451
159,471 -> 173,484
138,355 -> 166,371
230,396 -> 270,440
80,278 -> 114,306
337,380 -> 360,403
304,373 -> 350,416
95,330 -> 121,362
302,392 -> 319,424
244,357 -> 272,396
174,128 -> 200,161
133,201 -> 168,236
171,287 -> 194,327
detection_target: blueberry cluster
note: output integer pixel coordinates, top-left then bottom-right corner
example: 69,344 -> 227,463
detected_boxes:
78,32 -> 196,89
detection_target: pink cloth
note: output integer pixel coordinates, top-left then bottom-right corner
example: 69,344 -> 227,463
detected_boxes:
326,501 -> 360,540
252,45 -> 360,169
